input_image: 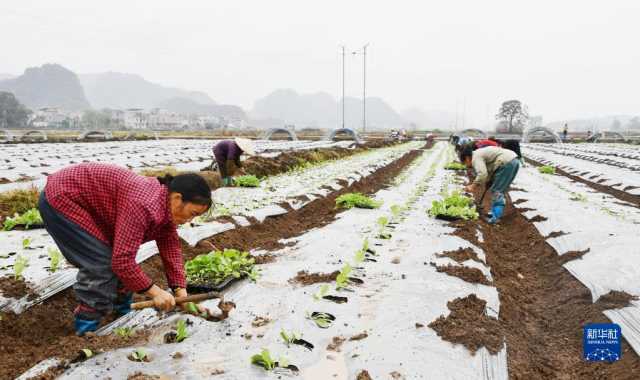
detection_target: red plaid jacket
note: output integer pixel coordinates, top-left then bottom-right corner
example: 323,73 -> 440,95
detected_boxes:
45,163 -> 185,292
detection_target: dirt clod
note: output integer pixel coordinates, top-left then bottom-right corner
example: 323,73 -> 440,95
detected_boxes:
357,370 -> 373,380
0,276 -> 36,299
289,270 -> 339,286
428,294 -> 504,355
349,331 -> 368,341
435,247 -> 481,264
327,336 -> 346,351
252,316 -> 270,327
432,263 -> 492,285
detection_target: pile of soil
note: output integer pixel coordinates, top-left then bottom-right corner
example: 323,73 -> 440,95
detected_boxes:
0,276 -> 36,299
525,157 -> 640,208
326,336 -> 346,351
357,370 -> 373,380
435,247 -> 481,264
432,263 -> 492,286
428,294 -> 504,355
452,188 -> 640,378
289,270 -> 339,286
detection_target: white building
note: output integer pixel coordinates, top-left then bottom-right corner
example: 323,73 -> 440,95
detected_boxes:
124,108 -> 148,129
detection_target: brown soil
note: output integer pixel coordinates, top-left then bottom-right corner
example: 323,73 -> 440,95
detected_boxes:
432,263 -> 492,285
252,253 -> 276,264
428,294 -> 504,355
349,331 -> 368,341
435,247 -> 481,264
357,369 -> 373,380
546,231 -> 567,239
557,249 -> 590,266
529,215 -> 548,222
327,336 -> 346,351
289,270 -> 339,286
458,189 -> 640,379
0,276 -> 36,299
0,290 -> 148,380
526,157 -> 640,208
127,372 -> 169,380
0,147 -> 422,380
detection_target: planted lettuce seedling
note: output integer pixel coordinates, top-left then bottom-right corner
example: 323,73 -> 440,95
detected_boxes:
307,312 -> 335,328
129,348 -> 148,362
114,327 -> 133,339
251,349 -> 276,370
22,238 -> 32,249
48,247 -> 62,272
313,284 -> 330,301
335,193 -> 382,209
335,264 -> 352,290
13,255 -> 29,280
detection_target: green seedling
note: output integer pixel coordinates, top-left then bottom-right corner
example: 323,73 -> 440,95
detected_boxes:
280,329 -> 302,347
313,284 -> 330,301
390,204 -> 403,219
234,175 -> 261,187
335,264 -> 352,290
307,312 -> 334,328
247,267 -> 261,282
48,247 -> 62,272
251,348 -> 276,371
22,238 -> 32,249
428,191 -> 479,221
175,319 -> 188,342
538,165 -> 556,175
114,327 -> 134,339
130,348 -> 148,362
569,193 -> 587,202
354,249 -> 365,264
81,348 -> 94,358
335,193 -> 382,209
13,255 -> 29,280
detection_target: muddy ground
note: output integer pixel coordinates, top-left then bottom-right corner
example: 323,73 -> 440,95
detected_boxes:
0,146 -> 425,380
443,184 -> 640,379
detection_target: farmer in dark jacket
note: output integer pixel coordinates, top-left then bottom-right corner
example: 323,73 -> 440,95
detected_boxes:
461,145 -> 520,224
213,138 -> 256,186
40,163 -> 212,335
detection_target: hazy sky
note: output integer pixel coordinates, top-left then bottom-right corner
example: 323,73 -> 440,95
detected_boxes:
1,0 -> 639,127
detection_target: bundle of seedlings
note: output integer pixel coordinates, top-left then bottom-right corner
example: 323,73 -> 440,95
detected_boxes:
537,165 -> 556,175
444,162 -> 467,170
3,208 -> 43,231
185,249 -> 259,292
335,193 -> 382,209
428,191 -> 479,221
233,175 -> 261,187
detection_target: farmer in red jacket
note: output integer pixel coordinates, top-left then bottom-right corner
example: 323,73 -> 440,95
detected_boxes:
39,163 -> 212,335
213,138 -> 256,186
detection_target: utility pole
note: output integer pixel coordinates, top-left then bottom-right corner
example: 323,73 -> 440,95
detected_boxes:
341,45 -> 345,129
362,43 -> 368,133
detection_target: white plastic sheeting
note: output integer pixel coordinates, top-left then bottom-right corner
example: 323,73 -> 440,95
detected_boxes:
54,143 -> 508,380
509,165 -> 640,355
522,143 -> 640,195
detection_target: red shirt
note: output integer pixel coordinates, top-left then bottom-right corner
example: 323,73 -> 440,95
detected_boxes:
44,163 -> 185,292
474,139 -> 500,149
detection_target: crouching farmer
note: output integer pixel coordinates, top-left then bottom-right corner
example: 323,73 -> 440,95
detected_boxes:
213,138 -> 256,186
39,163 -> 212,335
461,145 -> 520,224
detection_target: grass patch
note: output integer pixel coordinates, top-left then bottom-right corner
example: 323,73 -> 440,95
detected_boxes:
335,193 -> 382,209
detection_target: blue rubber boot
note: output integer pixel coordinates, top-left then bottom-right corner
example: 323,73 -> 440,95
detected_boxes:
222,176 -> 233,186
74,303 -> 102,336
74,317 -> 100,336
488,204 -> 504,224
114,292 -> 133,317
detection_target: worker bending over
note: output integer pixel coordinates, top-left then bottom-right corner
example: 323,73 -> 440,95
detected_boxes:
461,145 -> 520,224
212,138 -> 256,186
40,163 -> 212,335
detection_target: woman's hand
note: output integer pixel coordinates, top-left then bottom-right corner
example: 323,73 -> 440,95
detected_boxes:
145,284 -> 176,311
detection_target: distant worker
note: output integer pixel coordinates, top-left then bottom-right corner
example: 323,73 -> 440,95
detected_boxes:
562,123 -> 568,141
474,138 -> 500,149
213,138 -> 256,186
390,129 -> 400,140
39,163 -> 213,335
461,145 -> 520,224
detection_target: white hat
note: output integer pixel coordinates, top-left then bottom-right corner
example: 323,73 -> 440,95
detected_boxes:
234,137 -> 256,156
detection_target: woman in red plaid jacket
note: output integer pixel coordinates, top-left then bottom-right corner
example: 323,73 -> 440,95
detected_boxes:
39,163 -> 212,335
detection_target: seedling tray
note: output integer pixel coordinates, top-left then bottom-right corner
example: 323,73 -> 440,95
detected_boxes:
186,275 -> 242,293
